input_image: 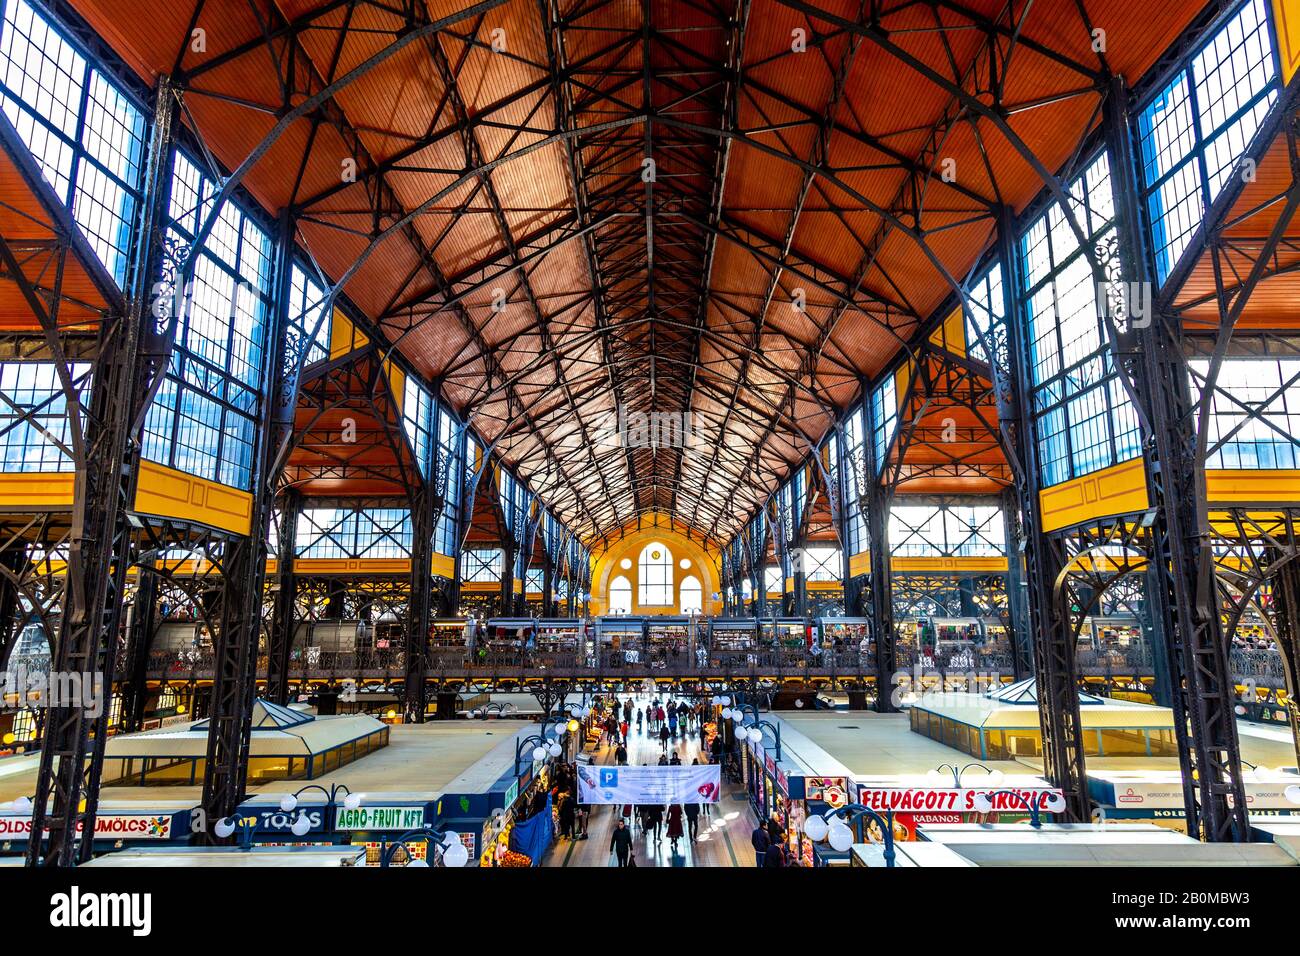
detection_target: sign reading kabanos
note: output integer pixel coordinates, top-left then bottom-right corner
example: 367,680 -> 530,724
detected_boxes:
854,788 -> 1064,813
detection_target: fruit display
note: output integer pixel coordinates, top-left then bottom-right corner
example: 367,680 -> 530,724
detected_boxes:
498,849 -> 532,868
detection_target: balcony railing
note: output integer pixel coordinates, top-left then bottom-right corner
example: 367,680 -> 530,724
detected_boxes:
131,641 -> 1289,687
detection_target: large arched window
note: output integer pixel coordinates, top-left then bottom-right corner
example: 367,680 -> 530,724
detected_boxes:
679,575 -> 702,615
638,542 -> 673,606
609,575 -> 632,614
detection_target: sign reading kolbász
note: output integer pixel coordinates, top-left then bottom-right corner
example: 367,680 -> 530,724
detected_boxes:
334,806 -> 425,831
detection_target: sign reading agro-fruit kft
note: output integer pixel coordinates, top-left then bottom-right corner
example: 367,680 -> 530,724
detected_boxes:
334,806 -> 425,831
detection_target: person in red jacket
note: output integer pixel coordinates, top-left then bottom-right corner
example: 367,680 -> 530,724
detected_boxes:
665,803 -> 685,853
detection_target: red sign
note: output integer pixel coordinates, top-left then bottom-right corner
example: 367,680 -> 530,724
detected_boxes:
853,787 -> 1063,814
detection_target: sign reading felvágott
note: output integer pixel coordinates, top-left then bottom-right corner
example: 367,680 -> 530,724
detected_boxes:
576,765 -> 721,805
334,806 -> 425,831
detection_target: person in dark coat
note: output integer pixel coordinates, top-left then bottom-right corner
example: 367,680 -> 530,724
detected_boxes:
557,793 -> 576,839
659,723 -> 670,752
615,742 -> 628,765
751,821 -> 770,867
684,801 -> 700,842
669,752 -> 682,765
610,819 -> 634,867
647,804 -> 664,842
763,840 -> 789,867
666,803 -> 685,852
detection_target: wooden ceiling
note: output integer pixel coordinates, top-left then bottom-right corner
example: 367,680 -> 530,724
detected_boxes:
68,0 -> 1208,541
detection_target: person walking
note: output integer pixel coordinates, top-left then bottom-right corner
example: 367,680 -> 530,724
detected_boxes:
615,741 -> 628,765
620,718 -> 629,743
659,722 -> 670,752
623,698 -> 632,723
684,801 -> 700,843
751,821 -> 770,867
667,709 -> 678,739
610,819 -> 634,867
558,792 -> 576,840
648,804 -> 663,843
576,800 -> 590,839
666,803 -> 685,853
636,707 -> 643,733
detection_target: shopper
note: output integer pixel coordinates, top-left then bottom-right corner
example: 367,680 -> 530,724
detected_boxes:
576,800 -> 590,839
620,718 -> 629,743
623,698 -> 632,723
659,723 -> 670,752
751,821 -> 770,867
768,815 -> 786,847
667,709 -> 678,738
558,792 -> 576,839
610,819 -> 634,867
648,804 -> 663,842
684,800 -> 699,842
669,751 -> 681,765
666,803 -> 685,853
636,708 -> 643,733
615,741 -> 628,765
763,840 -> 789,867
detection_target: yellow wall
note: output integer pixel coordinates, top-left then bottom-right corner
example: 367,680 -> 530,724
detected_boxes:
590,524 -> 721,616
132,461 -> 253,536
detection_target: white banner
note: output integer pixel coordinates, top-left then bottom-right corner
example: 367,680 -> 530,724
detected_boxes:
576,765 -> 721,804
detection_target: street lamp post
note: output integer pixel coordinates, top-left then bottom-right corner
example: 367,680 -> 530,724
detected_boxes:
721,702 -> 781,761
803,803 -> 898,867
971,789 -> 1067,828
378,824 -> 470,868
930,763 -> 1001,788
278,783 -> 364,832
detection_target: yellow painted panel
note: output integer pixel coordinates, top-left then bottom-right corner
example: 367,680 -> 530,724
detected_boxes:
894,363 -> 911,408
512,577 -> 523,595
1038,458 -> 1149,533
928,306 -> 966,359
329,309 -> 368,360
1275,0 -> 1300,83
431,553 -> 456,579
132,461 -> 253,536
806,580 -> 842,592
848,550 -> 872,578
784,576 -> 795,592
0,473 -> 75,509
1205,469 -> 1300,504
293,558 -> 412,576
890,556 -> 1009,573
385,360 -> 406,413
462,581 -> 497,593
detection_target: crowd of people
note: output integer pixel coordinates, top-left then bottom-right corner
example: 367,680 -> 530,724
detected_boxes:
549,694 -> 728,866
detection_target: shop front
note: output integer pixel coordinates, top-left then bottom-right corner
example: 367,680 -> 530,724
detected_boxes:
0,805 -> 191,857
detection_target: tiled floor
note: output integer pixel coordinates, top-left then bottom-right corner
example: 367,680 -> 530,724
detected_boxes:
543,699 -> 759,867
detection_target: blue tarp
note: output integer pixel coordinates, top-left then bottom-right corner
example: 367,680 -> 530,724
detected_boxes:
510,793 -> 554,866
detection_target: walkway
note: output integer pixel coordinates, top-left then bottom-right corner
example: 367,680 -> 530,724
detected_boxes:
543,696 -> 758,867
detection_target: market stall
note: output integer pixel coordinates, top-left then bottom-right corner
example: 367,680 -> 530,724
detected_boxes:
706,618 -> 758,667
593,616 -> 646,667
482,618 -> 537,664
815,617 -> 871,666
645,616 -> 694,668
534,618 -> 583,665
